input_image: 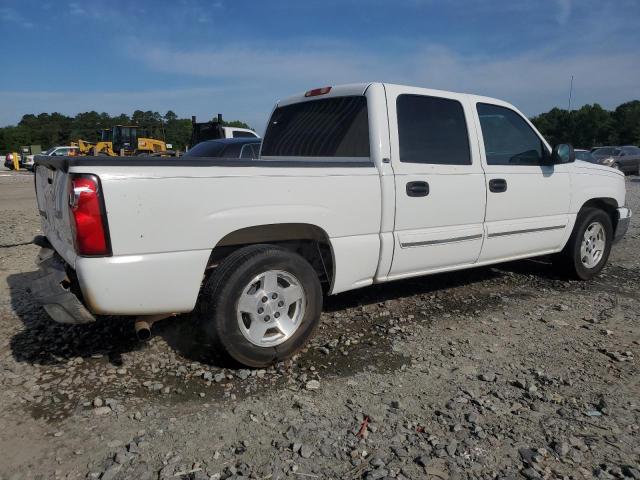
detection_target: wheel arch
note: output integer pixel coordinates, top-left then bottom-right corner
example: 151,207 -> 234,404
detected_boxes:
206,223 -> 335,293
578,197 -> 619,232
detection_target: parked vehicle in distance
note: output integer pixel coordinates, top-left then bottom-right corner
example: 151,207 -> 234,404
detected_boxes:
183,138 -> 261,159
23,146 -> 80,170
4,152 -> 18,170
591,146 -> 640,175
32,83 -> 631,367
575,149 -> 618,169
19,145 -> 42,168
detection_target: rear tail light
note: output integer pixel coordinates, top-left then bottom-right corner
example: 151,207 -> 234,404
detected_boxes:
69,175 -> 111,256
304,86 -> 332,97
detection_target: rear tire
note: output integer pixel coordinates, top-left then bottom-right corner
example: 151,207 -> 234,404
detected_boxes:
556,208 -> 612,280
199,244 -> 322,367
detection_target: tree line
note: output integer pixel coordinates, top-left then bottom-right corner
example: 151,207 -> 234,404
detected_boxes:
530,100 -> 639,148
0,110 -> 251,153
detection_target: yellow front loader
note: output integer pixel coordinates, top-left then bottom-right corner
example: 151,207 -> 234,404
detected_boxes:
73,126 -> 166,156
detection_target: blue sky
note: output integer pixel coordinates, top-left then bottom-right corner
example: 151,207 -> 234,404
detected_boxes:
1,0 -> 639,131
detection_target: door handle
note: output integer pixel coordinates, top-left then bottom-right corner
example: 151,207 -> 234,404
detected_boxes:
489,178 -> 507,193
406,181 -> 429,197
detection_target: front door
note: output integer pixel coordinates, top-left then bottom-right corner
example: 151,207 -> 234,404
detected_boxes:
473,102 -> 571,262
386,86 -> 486,280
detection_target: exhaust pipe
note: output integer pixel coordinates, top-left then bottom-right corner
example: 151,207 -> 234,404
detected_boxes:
134,314 -> 175,341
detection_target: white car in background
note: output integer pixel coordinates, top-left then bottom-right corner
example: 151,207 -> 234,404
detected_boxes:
23,146 -> 80,171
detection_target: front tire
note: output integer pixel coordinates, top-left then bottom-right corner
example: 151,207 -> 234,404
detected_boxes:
200,244 -> 322,367
557,208 -> 612,280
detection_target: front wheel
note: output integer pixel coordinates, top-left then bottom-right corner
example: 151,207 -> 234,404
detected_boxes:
199,244 -> 322,367
556,208 -> 612,280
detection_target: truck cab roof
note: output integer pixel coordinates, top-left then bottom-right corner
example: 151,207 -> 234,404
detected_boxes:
277,82 -> 508,109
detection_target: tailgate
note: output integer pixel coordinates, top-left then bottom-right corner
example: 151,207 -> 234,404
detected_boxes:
35,164 -> 78,267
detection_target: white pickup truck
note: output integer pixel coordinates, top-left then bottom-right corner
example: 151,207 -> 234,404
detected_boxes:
32,83 -> 631,367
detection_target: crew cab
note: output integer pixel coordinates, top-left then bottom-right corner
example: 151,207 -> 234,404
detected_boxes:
32,83 -> 631,367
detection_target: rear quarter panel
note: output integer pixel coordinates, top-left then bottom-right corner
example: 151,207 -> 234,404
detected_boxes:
69,164 -> 382,313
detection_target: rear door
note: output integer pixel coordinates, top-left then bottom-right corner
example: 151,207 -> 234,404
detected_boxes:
473,102 -> 571,262
386,86 -> 486,279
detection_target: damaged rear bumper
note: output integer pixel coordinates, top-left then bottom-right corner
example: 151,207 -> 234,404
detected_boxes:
31,237 -> 95,324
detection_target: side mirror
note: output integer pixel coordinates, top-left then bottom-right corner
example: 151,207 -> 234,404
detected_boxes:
551,143 -> 575,164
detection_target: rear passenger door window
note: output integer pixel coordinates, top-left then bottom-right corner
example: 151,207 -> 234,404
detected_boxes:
397,95 -> 471,165
476,103 -> 547,166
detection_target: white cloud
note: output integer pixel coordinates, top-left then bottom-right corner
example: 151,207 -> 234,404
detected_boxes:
3,40 -> 638,129
68,2 -> 86,15
555,0 -> 572,24
0,6 -> 34,28
132,41 -> 640,117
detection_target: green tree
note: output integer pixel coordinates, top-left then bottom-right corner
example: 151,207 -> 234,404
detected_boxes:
613,100 -> 640,146
222,119 -> 252,130
570,104 -> 614,147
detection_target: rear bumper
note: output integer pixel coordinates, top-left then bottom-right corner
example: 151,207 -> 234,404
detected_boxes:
613,207 -> 632,243
31,237 -> 95,325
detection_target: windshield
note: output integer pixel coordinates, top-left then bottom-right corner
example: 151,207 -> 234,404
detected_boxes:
42,147 -> 56,155
592,147 -> 620,157
261,96 -> 370,158
592,148 -> 609,157
575,151 -> 595,162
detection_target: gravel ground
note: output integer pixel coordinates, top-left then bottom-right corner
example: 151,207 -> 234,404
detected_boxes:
0,170 -> 638,480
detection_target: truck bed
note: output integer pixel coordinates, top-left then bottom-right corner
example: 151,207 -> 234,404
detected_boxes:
33,154 -> 383,315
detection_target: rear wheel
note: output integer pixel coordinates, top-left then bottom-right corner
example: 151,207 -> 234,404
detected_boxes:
199,244 -> 322,367
556,208 -> 612,280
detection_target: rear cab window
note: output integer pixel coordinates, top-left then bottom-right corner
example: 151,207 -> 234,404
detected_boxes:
261,96 -> 370,161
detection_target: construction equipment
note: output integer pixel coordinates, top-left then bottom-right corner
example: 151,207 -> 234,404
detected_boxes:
190,114 -> 225,147
190,114 -> 259,148
112,125 -> 166,155
72,139 -> 108,156
73,126 -> 167,156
